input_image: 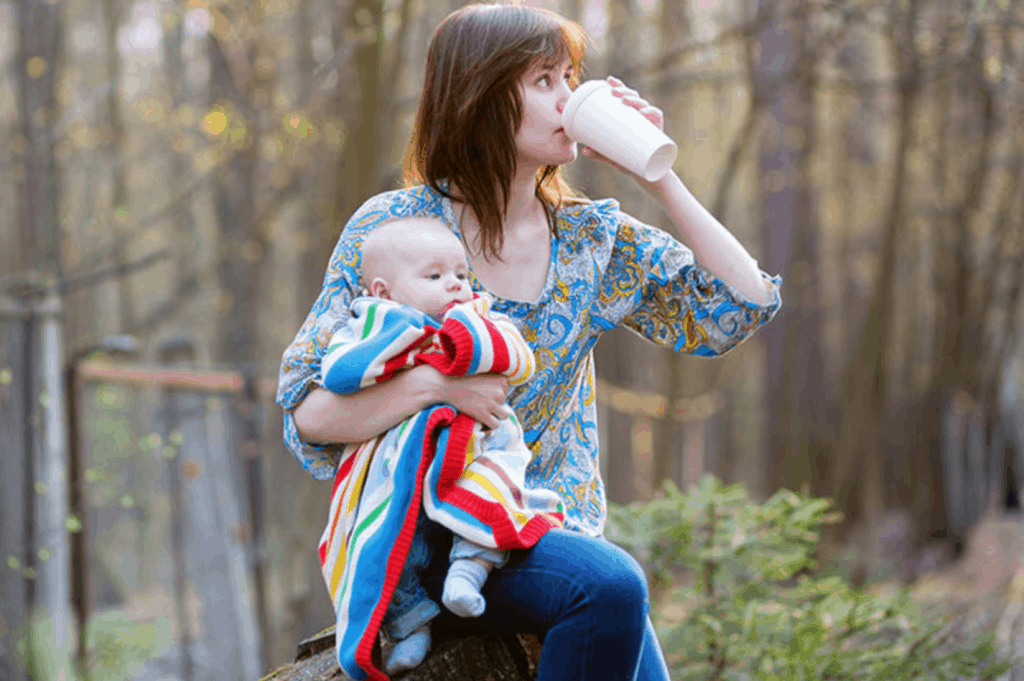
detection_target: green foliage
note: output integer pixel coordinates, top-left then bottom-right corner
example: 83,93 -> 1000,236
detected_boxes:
19,607 -> 172,681
606,476 -> 1014,680
85,610 -> 173,681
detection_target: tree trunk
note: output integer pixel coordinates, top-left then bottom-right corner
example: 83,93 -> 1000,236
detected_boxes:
373,0 -> 415,192
913,10 -> 997,549
160,0 -> 201,330
593,0 -> 643,504
755,0 -> 829,497
298,0 -> 333,309
209,8 -> 265,367
17,0 -> 64,278
324,0 -> 385,270
103,0 -> 134,331
650,0 -> 693,493
263,627 -> 541,681
832,0 -> 922,544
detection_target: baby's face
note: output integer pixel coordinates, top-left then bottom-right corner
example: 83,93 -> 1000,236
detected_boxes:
388,237 -> 473,319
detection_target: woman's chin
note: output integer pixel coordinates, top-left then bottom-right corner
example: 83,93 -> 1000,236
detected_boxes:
548,143 -> 577,166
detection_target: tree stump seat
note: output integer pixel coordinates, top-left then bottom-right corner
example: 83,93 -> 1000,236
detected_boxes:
262,624 -> 542,681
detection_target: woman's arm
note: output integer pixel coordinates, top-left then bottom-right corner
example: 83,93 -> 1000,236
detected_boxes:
293,365 -> 512,444
582,76 -> 772,306
644,172 -> 772,306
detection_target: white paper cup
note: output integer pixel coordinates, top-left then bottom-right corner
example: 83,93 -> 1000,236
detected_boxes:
562,79 -> 678,182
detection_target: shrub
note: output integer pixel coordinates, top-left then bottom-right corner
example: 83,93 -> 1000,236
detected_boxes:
606,476 -> 1013,680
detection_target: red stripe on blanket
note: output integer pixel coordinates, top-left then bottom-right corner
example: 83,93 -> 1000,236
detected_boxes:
322,439 -> 378,570
333,453 -> 356,499
353,406 -> 460,681
481,317 -> 510,375
431,417 -> 561,550
379,327 -> 437,383
418,317 -> 474,376
444,484 -> 559,549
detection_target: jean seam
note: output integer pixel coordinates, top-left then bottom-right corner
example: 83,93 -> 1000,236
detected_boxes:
383,598 -> 442,640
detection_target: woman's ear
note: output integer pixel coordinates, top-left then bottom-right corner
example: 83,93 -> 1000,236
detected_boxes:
370,277 -> 391,299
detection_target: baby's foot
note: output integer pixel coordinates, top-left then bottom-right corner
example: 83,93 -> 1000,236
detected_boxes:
384,624 -> 431,675
442,559 -> 489,618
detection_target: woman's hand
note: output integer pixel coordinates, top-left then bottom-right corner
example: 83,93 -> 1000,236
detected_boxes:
580,75 -> 672,192
417,365 -> 512,430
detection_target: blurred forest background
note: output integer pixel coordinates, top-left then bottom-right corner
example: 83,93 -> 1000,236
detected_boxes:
2,0 -> 1024,678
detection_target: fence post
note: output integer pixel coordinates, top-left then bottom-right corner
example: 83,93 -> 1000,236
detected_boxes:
33,280 -> 73,676
158,339 -> 196,681
0,290 -> 31,681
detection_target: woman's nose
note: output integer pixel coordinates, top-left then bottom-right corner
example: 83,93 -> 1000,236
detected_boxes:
556,81 -> 572,113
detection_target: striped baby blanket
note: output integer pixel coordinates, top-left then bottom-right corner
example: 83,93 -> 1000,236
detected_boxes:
317,296 -> 564,680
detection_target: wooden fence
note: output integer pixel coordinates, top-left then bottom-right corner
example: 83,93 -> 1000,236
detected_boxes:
71,358 -> 266,681
0,280 -> 266,681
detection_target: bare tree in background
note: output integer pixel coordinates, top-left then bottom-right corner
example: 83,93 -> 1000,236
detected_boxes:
329,0 -> 384,240
594,0 -> 643,505
831,0 -> 924,546
18,0 -> 64,277
208,1 -> 272,367
155,0 -> 201,335
651,0 -> 694,491
102,0 -> 134,331
754,0 -> 830,499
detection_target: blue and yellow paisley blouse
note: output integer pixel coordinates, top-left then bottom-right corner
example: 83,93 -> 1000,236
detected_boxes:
276,181 -> 782,537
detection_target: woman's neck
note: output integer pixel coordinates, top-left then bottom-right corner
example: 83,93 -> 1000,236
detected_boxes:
502,163 -> 544,233
450,163 -> 545,244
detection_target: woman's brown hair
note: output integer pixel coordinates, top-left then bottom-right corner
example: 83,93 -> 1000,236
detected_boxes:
402,3 -> 589,262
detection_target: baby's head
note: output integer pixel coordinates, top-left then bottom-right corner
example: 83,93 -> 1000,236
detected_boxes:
360,218 -> 473,319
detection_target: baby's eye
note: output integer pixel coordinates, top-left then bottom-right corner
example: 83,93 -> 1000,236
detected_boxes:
429,273 -> 441,280
456,273 -> 467,280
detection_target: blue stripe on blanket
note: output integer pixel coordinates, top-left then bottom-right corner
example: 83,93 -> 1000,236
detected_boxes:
423,427 -> 493,539
336,409 -> 435,680
323,305 -> 429,394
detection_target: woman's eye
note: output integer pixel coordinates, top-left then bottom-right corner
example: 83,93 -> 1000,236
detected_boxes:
538,75 -> 550,86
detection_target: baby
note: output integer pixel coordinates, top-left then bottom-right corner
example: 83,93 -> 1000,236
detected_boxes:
335,218 -> 544,674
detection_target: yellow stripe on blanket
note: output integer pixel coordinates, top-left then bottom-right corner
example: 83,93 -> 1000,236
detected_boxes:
330,442 -> 376,596
463,470 -> 530,526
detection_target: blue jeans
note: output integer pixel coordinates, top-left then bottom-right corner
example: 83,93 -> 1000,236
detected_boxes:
380,510 -> 444,640
421,522 -> 671,681
382,511 -> 509,639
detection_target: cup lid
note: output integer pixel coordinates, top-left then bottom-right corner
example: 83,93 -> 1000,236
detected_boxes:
562,79 -> 611,129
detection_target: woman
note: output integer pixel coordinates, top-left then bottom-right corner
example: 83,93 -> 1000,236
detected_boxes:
277,4 -> 781,680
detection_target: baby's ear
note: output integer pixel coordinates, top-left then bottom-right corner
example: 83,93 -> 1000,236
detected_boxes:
370,277 -> 391,299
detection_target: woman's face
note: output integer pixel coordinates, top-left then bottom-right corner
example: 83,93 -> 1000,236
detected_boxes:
515,58 -> 577,168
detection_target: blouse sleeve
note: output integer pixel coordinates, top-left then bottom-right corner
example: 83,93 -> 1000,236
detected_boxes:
275,194 -> 403,479
590,202 -> 782,357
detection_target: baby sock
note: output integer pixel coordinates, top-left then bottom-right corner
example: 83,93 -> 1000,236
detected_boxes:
442,559 -> 490,618
384,624 -> 431,675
